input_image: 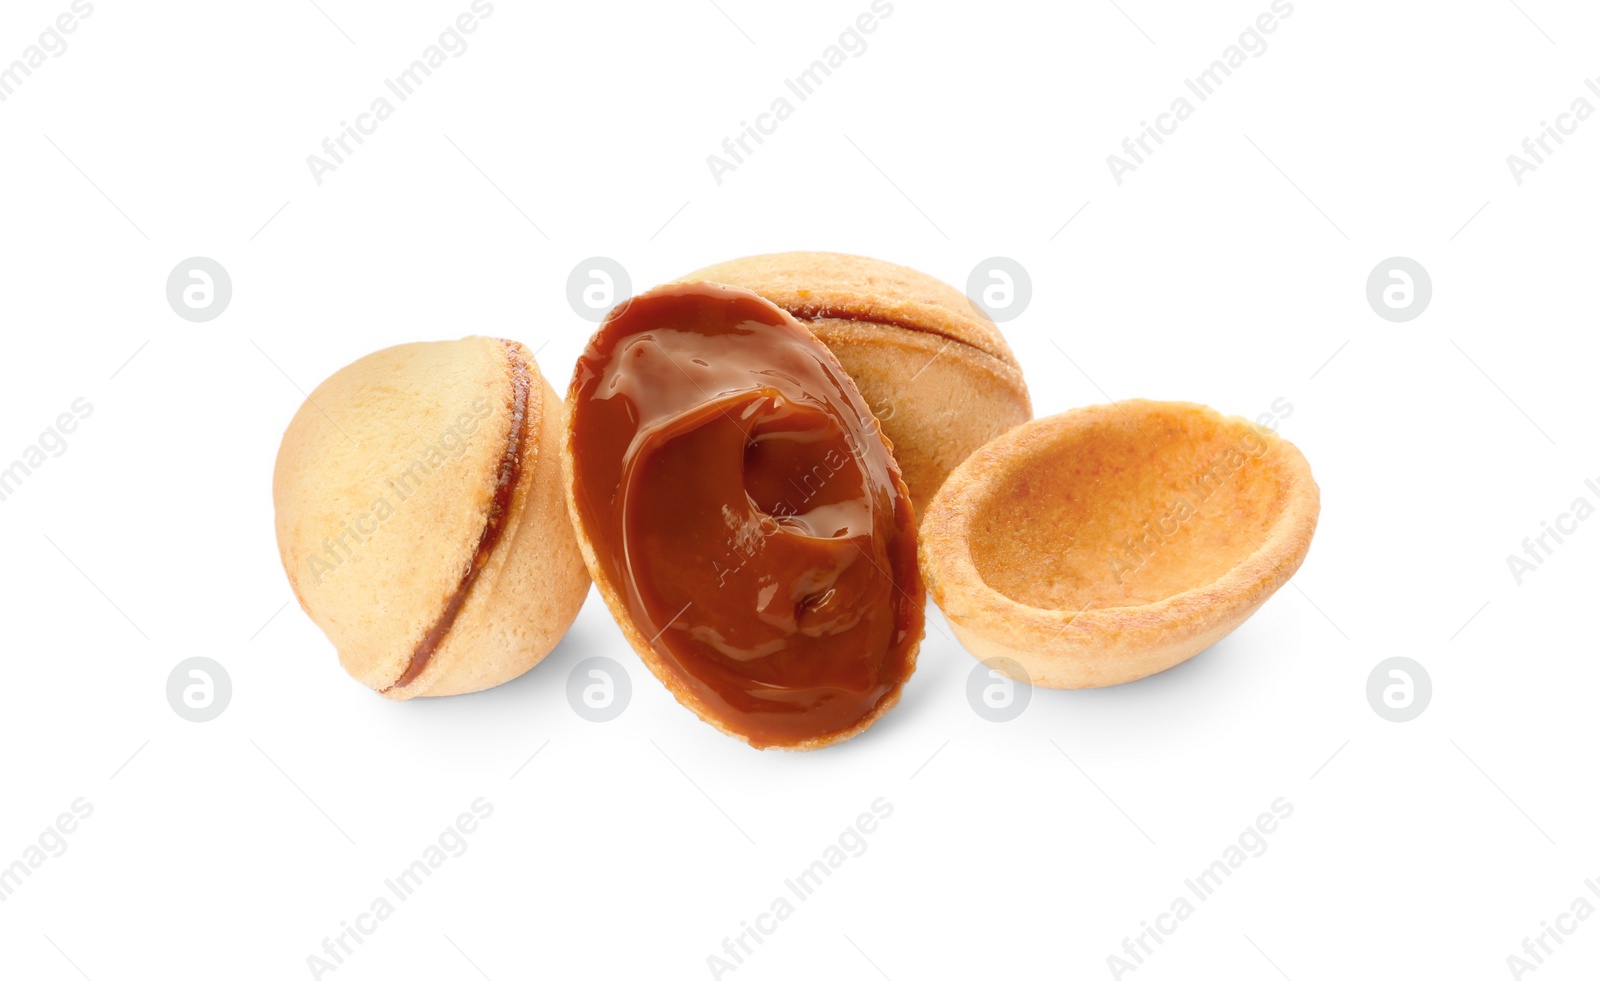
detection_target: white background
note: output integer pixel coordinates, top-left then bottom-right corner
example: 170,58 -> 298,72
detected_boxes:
2,1 -> 1597,978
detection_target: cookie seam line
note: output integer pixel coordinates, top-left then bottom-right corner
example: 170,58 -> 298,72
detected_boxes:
382,339 -> 532,693
789,305 -> 1016,369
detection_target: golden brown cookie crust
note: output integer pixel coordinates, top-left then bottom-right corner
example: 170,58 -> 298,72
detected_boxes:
679,252 -> 1033,514
686,251 -> 1020,365
807,317 -> 1031,515
918,400 -> 1320,689
273,337 -> 589,698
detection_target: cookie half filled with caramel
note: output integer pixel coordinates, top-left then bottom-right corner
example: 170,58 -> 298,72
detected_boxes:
563,283 -> 924,749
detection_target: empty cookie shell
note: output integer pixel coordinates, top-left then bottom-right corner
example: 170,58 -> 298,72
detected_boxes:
679,252 -> 1033,515
272,337 -> 590,698
563,283 -> 924,750
918,400 -> 1319,688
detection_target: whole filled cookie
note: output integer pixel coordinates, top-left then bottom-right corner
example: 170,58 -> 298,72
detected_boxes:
680,251 -> 1033,515
273,337 -> 589,698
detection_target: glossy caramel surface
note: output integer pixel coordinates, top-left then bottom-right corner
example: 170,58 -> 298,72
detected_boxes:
568,284 -> 922,747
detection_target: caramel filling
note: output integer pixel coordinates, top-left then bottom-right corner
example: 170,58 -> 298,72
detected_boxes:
384,340 -> 531,691
569,284 -> 922,747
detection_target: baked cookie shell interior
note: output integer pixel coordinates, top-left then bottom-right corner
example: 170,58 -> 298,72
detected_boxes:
921,400 -> 1318,690
967,404 -> 1291,612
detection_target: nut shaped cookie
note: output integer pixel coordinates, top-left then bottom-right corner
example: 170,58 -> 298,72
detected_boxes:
273,337 -> 590,698
680,252 -> 1033,515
